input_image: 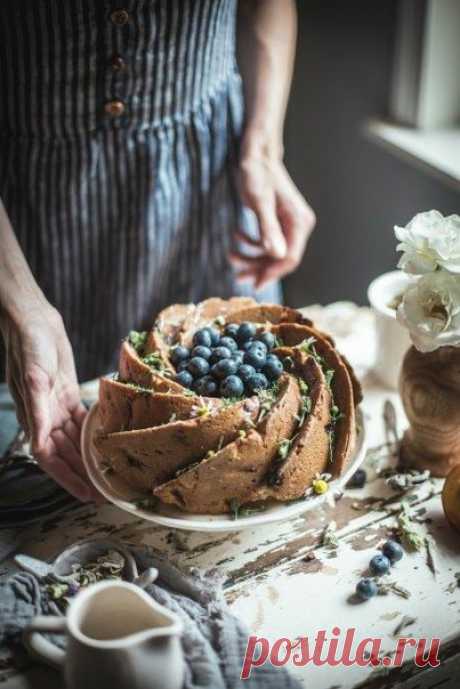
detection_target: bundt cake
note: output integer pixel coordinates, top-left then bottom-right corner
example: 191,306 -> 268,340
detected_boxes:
93,297 -> 362,514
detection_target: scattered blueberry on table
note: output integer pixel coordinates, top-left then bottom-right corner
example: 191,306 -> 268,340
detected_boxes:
346,468 -> 367,489
171,322 -> 285,398
382,539 -> 403,563
356,578 -> 378,601
353,539 -> 404,603
369,554 -> 391,576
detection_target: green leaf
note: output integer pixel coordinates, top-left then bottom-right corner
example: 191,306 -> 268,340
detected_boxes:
128,331 -> 148,354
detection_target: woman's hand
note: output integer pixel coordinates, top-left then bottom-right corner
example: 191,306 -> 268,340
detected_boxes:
230,147 -> 316,289
1,301 -> 101,502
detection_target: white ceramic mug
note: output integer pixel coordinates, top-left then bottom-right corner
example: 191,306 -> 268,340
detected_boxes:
367,270 -> 413,389
23,580 -> 184,689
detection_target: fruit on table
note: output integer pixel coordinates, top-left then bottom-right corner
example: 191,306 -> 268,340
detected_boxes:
369,554 -> 391,576
382,539 -> 403,563
442,464 -> 460,533
346,468 -> 367,489
356,578 -> 377,601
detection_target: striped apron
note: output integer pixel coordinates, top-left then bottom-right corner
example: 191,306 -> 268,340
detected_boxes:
0,0 -> 280,381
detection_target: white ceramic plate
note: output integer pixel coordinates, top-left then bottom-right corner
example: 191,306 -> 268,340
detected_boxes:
82,404 -> 367,532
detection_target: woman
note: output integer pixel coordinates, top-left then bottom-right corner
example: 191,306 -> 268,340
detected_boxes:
0,0 -> 315,501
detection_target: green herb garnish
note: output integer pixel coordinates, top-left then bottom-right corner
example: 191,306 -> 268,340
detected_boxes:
128,330 -> 148,354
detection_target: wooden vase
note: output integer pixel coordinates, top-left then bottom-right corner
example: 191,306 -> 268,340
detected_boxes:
399,345 -> 460,477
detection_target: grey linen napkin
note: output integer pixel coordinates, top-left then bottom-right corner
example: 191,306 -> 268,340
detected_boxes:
0,546 -> 302,689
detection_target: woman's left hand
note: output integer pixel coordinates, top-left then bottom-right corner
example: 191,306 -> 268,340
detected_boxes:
230,150 -> 316,289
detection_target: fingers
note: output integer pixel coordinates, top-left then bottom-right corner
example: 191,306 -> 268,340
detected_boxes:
52,428 -> 88,481
21,367 -> 52,453
234,230 -> 263,249
72,402 -> 88,428
229,251 -> 267,285
255,189 -> 316,289
255,257 -> 297,289
239,164 -> 287,260
36,436 -> 97,502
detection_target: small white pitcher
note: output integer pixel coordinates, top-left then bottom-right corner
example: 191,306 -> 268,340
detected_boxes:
23,580 -> 184,689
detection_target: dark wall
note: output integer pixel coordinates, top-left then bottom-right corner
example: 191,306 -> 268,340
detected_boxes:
284,0 -> 460,307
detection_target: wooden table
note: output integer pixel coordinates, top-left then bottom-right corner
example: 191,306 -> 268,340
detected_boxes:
1,306 -> 460,688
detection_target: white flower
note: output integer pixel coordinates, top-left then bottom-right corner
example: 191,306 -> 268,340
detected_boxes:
397,271 -> 460,352
395,210 -> 460,275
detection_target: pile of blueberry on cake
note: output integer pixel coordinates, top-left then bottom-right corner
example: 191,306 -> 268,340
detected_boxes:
172,321 -> 285,399
94,298 -> 362,514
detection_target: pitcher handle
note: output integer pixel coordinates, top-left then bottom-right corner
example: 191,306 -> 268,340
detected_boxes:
134,566 -> 158,589
23,615 -> 66,669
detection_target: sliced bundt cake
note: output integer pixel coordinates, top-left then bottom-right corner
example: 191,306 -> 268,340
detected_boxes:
93,299 -> 362,513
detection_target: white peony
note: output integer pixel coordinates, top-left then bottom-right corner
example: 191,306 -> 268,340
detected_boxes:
397,271 -> 460,352
395,210 -> 460,275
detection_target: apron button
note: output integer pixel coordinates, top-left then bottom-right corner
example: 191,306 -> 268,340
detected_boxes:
111,55 -> 126,71
110,9 -> 129,26
105,100 -> 125,117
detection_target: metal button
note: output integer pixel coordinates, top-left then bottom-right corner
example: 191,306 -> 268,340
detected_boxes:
104,100 -> 125,117
110,9 -> 129,26
111,54 -> 126,71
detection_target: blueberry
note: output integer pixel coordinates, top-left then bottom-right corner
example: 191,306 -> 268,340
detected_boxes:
232,350 -> 245,366
382,540 -> 403,564
170,345 -> 190,365
242,339 -> 255,351
237,322 -> 257,343
263,354 -> 284,380
246,372 -> 269,393
206,327 -> 221,347
238,364 -> 256,383
193,376 -> 208,394
187,357 -> 210,378
356,578 -> 378,601
194,375 -> 217,396
219,336 -> 238,352
193,328 -> 212,348
258,331 -> 276,350
210,346 -> 232,363
346,468 -> 367,489
176,359 -> 189,372
369,554 -> 391,576
191,345 -> 212,360
211,358 -> 238,380
224,323 -> 239,339
220,375 -> 244,398
203,377 -> 218,396
193,374 -> 218,396
250,340 -> 268,355
244,347 -> 267,370
175,370 -> 193,388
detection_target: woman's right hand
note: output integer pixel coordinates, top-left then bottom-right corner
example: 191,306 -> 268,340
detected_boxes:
1,301 -> 101,502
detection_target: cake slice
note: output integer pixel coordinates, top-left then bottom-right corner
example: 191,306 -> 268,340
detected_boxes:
153,375 -> 302,513
94,396 -> 260,491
